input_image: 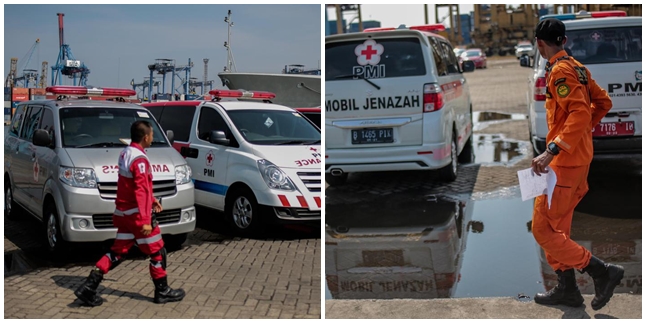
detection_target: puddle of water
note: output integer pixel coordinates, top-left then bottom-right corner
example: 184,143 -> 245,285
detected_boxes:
473,111 -> 527,131
473,134 -> 528,166
325,194 -> 545,300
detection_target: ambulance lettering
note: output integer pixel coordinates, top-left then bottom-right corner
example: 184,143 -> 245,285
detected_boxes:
102,164 -> 171,173
295,158 -> 321,167
608,82 -> 642,97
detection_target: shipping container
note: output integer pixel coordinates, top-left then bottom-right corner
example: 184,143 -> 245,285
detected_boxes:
4,87 -> 10,95
12,87 -> 28,95
4,101 -> 11,108
4,108 -> 10,115
12,94 -> 29,101
30,88 -> 46,95
31,95 -> 47,100
4,94 -> 10,101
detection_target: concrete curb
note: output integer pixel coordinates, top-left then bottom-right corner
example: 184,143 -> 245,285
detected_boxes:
325,294 -> 642,319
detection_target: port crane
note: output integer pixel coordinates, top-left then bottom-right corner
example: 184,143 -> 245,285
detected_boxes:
11,39 -> 41,88
51,13 -> 90,86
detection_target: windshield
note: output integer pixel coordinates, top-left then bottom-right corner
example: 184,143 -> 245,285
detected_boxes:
463,50 -> 481,57
565,26 -> 641,64
60,107 -> 168,148
227,109 -> 320,145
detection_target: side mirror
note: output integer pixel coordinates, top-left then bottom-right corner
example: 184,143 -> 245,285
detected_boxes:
33,129 -> 52,147
462,61 -> 476,73
209,130 -> 230,146
520,55 -> 530,67
166,130 -> 174,145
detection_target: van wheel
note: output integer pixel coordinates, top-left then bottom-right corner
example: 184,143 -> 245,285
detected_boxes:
325,173 -> 348,187
439,133 -> 458,182
458,134 -> 474,164
225,187 -> 262,236
164,233 -> 187,251
44,203 -> 68,255
5,179 -> 21,220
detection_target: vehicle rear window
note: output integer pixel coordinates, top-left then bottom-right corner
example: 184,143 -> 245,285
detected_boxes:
326,37 -> 426,81
565,26 -> 641,64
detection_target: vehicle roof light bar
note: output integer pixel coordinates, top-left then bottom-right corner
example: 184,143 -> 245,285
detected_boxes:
208,89 -> 276,102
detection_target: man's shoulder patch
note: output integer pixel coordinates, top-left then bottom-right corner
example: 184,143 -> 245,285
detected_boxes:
557,84 -> 570,98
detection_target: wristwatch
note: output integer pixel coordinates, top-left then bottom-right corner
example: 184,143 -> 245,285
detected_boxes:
547,142 -> 560,155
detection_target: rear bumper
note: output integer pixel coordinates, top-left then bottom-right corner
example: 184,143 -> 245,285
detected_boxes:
325,142 -> 452,173
532,136 -> 641,157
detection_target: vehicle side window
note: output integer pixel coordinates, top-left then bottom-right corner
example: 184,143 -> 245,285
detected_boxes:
198,107 -> 231,143
155,105 -> 195,142
147,106 -> 163,121
429,37 -> 448,76
9,105 -> 27,137
21,105 -> 43,141
440,41 -> 460,74
39,108 -> 55,143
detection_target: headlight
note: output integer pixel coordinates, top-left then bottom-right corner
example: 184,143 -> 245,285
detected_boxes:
257,159 -> 295,191
175,165 -> 192,185
59,167 -> 97,188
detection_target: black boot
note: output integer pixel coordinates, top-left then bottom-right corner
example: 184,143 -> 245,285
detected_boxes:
74,269 -> 104,307
582,255 -> 625,310
153,276 -> 185,304
535,269 -> 584,307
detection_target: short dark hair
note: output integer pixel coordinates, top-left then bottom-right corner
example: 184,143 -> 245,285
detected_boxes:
131,120 -> 152,143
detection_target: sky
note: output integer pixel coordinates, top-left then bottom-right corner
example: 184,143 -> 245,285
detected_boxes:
4,4 -> 321,92
327,4 -> 476,30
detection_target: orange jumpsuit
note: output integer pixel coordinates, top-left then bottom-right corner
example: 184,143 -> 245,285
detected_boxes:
532,50 -> 612,272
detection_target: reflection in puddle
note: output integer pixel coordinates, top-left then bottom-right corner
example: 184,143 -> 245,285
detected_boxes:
325,194 -> 544,300
473,134 -> 528,166
473,111 -> 527,131
476,111 -> 527,122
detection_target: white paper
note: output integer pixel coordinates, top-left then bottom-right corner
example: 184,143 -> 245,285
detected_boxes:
517,167 -> 557,208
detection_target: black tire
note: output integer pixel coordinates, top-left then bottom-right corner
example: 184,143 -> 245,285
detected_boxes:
458,134 -> 474,164
44,203 -> 68,255
225,187 -> 262,236
439,132 -> 458,182
5,178 -> 21,220
164,233 -> 187,251
529,126 -> 539,157
325,173 -> 348,187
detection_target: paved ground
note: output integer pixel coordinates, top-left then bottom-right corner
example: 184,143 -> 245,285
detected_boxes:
4,209 -> 320,319
324,58 -> 642,319
326,294 -> 642,319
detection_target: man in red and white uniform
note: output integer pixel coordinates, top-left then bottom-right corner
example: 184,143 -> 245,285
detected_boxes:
75,121 -> 185,306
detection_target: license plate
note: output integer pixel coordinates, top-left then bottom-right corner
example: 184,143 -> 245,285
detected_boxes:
352,128 -> 394,144
592,121 -> 634,137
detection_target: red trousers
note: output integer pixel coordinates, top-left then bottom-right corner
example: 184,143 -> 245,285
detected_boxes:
532,165 -> 592,272
96,214 -> 166,279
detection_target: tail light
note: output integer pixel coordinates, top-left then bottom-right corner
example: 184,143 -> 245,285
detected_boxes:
423,83 -> 444,112
534,77 -> 547,101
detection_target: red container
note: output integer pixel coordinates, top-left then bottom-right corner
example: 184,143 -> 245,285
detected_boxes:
30,88 -> 46,95
12,94 -> 29,101
12,87 -> 28,95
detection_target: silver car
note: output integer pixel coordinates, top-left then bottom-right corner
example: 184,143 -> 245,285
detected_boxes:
4,96 -> 196,254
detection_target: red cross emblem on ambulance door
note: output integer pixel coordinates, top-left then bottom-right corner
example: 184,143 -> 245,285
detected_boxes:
33,160 -> 39,182
206,150 -> 214,167
355,39 -> 384,66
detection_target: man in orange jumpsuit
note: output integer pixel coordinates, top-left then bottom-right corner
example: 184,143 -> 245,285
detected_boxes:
531,18 -> 624,310
74,121 -> 185,306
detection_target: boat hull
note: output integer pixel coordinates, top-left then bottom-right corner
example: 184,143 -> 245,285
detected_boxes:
218,72 -> 320,108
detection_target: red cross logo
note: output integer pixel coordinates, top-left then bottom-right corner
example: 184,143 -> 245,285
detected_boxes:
591,32 -> 601,41
361,45 -> 378,60
33,161 -> 39,182
206,151 -> 214,167
355,40 -> 384,66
